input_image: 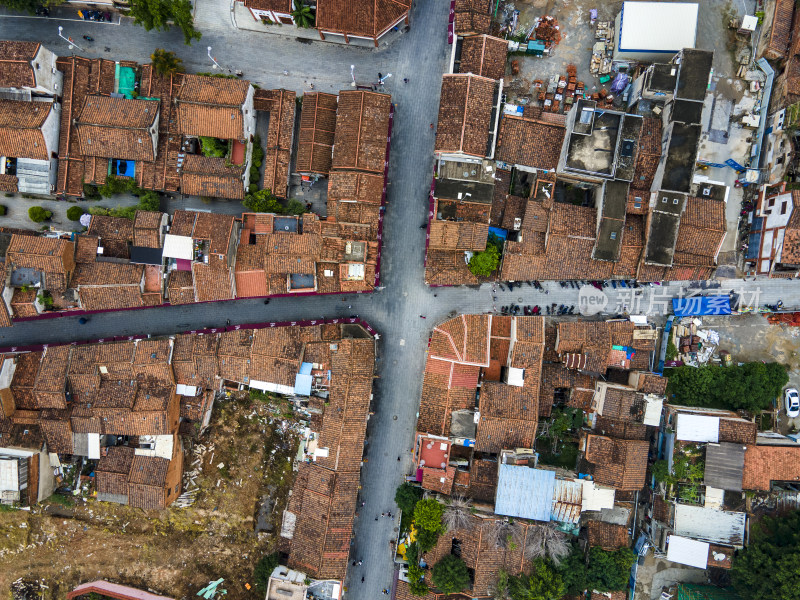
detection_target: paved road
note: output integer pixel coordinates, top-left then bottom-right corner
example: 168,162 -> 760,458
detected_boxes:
1,3 -> 798,599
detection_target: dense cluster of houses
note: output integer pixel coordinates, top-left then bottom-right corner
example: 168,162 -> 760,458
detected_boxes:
403,313 -> 800,597
0,40 -> 392,325
0,320 -> 376,588
426,14 -> 729,285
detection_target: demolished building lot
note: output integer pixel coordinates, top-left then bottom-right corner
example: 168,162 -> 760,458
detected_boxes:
0,320 -> 376,599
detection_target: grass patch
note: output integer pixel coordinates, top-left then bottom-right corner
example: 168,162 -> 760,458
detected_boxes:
537,438 -> 579,469
46,494 -> 76,508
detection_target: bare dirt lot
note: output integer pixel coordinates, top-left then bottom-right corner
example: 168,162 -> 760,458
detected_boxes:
0,392 -> 300,600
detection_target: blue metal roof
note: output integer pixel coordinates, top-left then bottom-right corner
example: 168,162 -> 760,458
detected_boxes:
299,362 -> 313,375
495,463 -> 554,522
294,373 -> 312,396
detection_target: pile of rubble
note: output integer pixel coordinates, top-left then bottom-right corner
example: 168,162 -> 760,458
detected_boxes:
668,318 -> 721,367
176,441 -> 215,508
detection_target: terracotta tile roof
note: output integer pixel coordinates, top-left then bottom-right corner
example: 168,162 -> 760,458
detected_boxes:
73,261 -> 143,286
316,0 -> 410,38
673,196 -> 725,264
495,113 -> 566,170
0,173 -> 18,193
435,74 -> 496,158
421,466 -> 456,494
6,234 -> 75,282
235,270 -> 268,297
167,270 -> 195,305
261,88 -> 295,198
586,521 -> 629,550
425,249 -> 479,286
39,409 -> 73,454
88,214 -> 134,258
75,235 -> 99,263
133,211 -> 164,249
75,95 -> 159,161
631,118 -> 662,191
192,261 -> 234,302
584,434 -> 649,491
180,155 -> 245,200
718,418 -> 757,444
96,445 -> 135,494
0,99 -> 51,160
0,41 -> 38,89
460,35 -> 507,80
765,0 -> 795,60
177,74 -> 250,139
331,91 -> 391,173
637,373 -> 668,395
429,220 -> 489,251
190,211 -> 236,256
781,195 -> 800,264
296,92 -> 338,175
244,0 -> 291,12
743,444 -> 800,490
454,0 -> 492,35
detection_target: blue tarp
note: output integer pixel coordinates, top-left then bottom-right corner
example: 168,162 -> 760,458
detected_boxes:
489,226 -> 508,240
672,296 -> 731,316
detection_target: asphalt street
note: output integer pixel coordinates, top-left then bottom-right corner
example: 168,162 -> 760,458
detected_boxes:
1,3 -> 799,599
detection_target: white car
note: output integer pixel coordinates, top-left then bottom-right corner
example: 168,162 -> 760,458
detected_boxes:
785,388 -> 800,418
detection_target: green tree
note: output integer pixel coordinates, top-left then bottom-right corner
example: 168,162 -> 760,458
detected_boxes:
395,482 -> 423,515
585,547 -> 635,592
665,362 -> 788,414
651,459 -> 672,484
150,48 -> 185,75
432,554 -> 471,594
414,498 -> 445,533
28,206 -> 52,222
468,245 -> 500,277
37,291 -> 54,308
244,189 -> 283,213
290,0 -> 315,28
128,0 -> 201,45
732,510 -> 800,599
417,527 -> 440,552
556,544 -> 587,595
253,552 -> 280,593
138,190 -> 161,212
200,137 -> 228,158
508,559 -> 565,600
66,206 -> 86,221
287,199 -> 307,215
408,562 -> 429,597
0,0 -> 62,13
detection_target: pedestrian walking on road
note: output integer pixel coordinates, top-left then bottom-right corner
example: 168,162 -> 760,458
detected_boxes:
361,577 -> 364,583
378,72 -> 383,80
419,315 -> 426,319
403,78 -> 408,83
357,560 -> 363,565
397,456 -> 400,461
429,123 -> 434,129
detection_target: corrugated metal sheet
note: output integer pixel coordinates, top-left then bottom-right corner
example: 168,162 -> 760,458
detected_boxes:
704,443 -> 745,492
552,478 -> 582,523
676,414 -> 720,442
674,504 -> 746,546
495,463 -> 554,522
667,535 -> 709,569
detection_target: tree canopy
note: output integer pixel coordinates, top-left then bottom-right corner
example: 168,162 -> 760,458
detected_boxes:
0,0 -> 61,13
291,0 -> 314,28
28,206 -> 52,223
395,482 -> 423,515
66,206 -> 86,222
243,189 -> 283,213
556,544 -> 634,595
732,511 -> 800,600
128,0 -> 201,45
665,362 -> 788,414
508,559 -> 565,600
468,244 -> 500,277
414,498 -> 445,533
432,555 -> 471,594
150,48 -> 185,75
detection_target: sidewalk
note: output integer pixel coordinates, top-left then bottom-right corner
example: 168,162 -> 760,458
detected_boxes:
200,0 -> 409,49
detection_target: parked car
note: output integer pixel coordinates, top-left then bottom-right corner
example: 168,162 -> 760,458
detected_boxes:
785,388 -> 800,418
